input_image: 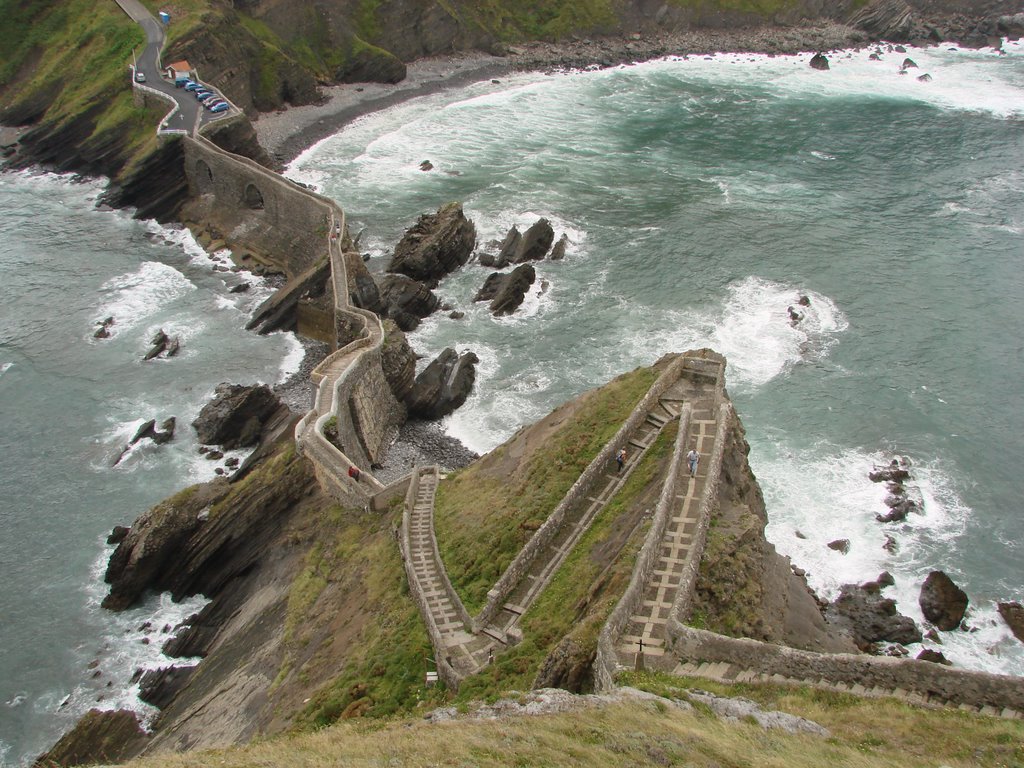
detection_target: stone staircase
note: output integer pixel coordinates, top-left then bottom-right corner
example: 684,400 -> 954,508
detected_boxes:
615,395 -> 721,671
480,393 -> 685,646
401,467 -> 492,681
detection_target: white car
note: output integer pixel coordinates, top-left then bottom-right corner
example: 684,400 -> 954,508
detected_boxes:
135,71 -> 146,83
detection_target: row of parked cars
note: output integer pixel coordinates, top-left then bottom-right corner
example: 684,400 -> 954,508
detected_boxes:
175,77 -> 230,113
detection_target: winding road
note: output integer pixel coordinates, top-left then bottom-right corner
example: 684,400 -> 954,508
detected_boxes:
114,0 -> 234,134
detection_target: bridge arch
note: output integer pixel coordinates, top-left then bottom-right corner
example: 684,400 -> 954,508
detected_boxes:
194,159 -> 214,193
243,183 -> 265,210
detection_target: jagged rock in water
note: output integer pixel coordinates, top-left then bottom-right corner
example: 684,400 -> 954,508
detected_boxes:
809,52 -> 830,70
473,264 -> 536,316
827,538 -> 851,554
191,383 -> 282,450
35,709 -> 148,767
93,316 -> 115,339
549,233 -> 569,261
379,274 -> 441,331
919,570 -> 969,631
386,202 -> 476,285
916,648 -> 952,665
901,57 -> 918,69
138,666 -> 196,709
406,348 -> 479,419
847,0 -> 915,40
917,73 -> 932,82
828,579 -> 922,651
997,601 -> 1024,644
144,329 -> 170,361
114,417 -> 177,466
107,526 -> 130,546
512,218 -> 555,263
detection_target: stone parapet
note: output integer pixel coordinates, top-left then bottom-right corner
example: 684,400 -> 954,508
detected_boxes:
595,403 -> 693,692
476,353 -> 689,629
665,622 -> 1024,712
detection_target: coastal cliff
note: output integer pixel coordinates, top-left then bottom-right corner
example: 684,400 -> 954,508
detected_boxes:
39,356 -> 861,764
3,0 -> 1021,200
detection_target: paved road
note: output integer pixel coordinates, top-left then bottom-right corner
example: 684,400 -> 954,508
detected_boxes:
114,0 -> 233,134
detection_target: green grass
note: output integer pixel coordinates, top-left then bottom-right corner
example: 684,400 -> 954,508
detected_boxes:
622,670 -> 1024,767
291,506 -> 448,728
434,365 -> 660,614
455,423 -> 678,701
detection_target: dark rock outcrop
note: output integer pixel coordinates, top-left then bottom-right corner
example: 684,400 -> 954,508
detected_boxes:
473,264 -> 536,316
997,601 -> 1024,644
511,218 -> 555,263
828,578 -> 922,651
139,666 -> 196,710
549,234 -> 569,261
916,648 -> 952,665
809,52 -> 830,70
406,347 -> 478,419
827,538 -> 851,554
379,320 -> 418,404
386,202 -> 476,285
378,274 -> 441,331
143,329 -> 180,361
192,383 -> 282,450
848,0 -> 915,40
919,571 -> 969,631
479,227 -> 521,269
34,709 -> 148,767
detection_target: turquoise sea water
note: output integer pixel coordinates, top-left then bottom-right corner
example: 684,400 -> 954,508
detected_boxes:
290,42 -> 1024,676
1,39 -> 1022,767
0,173 -> 301,765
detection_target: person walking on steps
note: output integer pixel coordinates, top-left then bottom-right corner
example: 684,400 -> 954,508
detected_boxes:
616,448 -> 626,473
687,447 -> 700,478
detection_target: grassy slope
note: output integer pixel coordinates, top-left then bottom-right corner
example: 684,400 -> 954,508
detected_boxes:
123,674 -> 1024,768
434,365 -> 660,614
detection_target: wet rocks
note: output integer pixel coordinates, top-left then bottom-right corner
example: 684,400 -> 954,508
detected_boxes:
997,601 -> 1024,644
113,416 -> 177,466
378,274 -> 441,331
549,234 -> 569,261
512,218 -> 555,263
93,316 -> 115,339
386,202 -> 476,285
870,457 -> 920,523
828,574 -> 922,651
916,648 -> 952,665
474,264 -> 536,316
143,328 -> 181,361
34,708 -> 148,767
406,348 -> 479,419
919,570 -> 969,631
191,383 -> 282,450
827,538 -> 851,555
138,665 -> 196,709
809,52 -> 830,70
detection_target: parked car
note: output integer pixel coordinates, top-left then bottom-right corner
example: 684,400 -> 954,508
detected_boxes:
204,99 -> 225,109
134,71 -> 146,83
209,102 -> 229,113
194,90 -> 213,100
184,82 -> 202,92
199,93 -> 220,103
175,77 -> 192,88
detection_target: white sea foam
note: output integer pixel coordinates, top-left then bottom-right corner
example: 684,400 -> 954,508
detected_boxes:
68,547 -> 209,727
95,262 -> 196,335
0,361 -> 12,379
715,280 -> 845,388
274,331 -> 306,383
641,41 -> 1024,119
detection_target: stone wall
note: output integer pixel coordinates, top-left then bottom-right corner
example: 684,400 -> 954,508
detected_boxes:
665,622 -> 1024,711
594,403 -> 693,691
183,133 -> 330,279
476,354 -> 690,629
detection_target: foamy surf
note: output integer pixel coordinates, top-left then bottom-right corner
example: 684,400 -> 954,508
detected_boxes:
95,262 -> 196,335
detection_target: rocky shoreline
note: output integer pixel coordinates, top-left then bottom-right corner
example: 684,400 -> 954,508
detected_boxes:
255,15 -> 1015,167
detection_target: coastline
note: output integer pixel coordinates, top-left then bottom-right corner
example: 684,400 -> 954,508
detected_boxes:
256,22 -> 865,165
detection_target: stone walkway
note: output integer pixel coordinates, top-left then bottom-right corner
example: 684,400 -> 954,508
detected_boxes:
615,386 -> 721,670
